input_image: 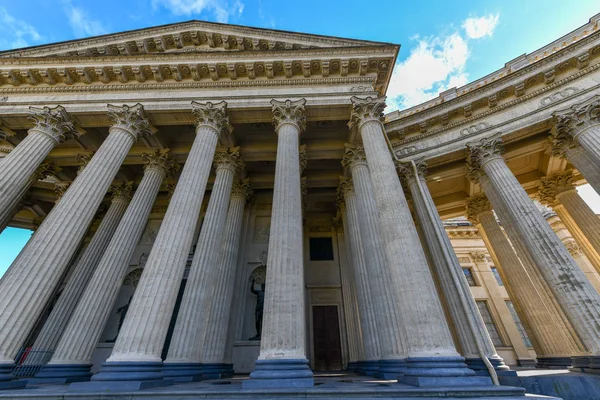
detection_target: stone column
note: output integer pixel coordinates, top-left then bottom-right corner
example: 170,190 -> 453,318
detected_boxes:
28,182 -> 132,359
553,98 -> 600,165
338,177 -> 381,372
0,104 -> 152,388
37,149 -> 176,384
539,170 -> 600,274
84,102 -> 231,391
342,144 -> 406,378
551,137 -> 600,194
0,162 -> 60,232
398,161 -> 510,375
467,135 -> 600,369
0,106 -> 81,220
333,208 -> 364,371
243,99 -> 313,389
164,147 -> 244,381
200,179 -> 252,377
349,96 -> 480,386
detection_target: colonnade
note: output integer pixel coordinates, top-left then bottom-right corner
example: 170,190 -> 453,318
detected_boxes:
0,96 -> 599,391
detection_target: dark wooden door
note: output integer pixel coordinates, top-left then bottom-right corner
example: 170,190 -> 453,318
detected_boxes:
312,305 -> 343,371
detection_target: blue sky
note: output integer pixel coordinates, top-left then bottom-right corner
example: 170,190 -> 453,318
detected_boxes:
0,1 -> 599,274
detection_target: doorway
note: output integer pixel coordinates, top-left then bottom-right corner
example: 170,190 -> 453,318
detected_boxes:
312,305 -> 342,371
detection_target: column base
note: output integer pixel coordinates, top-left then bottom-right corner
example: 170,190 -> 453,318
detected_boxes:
70,361 -> 172,392
398,356 -> 493,387
465,357 -> 516,376
536,356 -> 574,369
0,364 -> 25,390
201,363 -> 234,379
162,362 -> 204,382
30,363 -> 93,384
358,360 -> 379,376
346,361 -> 360,372
375,358 -> 406,380
570,356 -> 589,370
516,358 -> 537,368
242,358 -> 313,389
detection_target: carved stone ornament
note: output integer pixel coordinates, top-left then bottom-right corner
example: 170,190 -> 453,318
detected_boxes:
301,176 -> 308,210
348,95 -> 386,132
470,251 -> 487,264
538,170 -> 575,206
465,194 -> 493,224
250,264 -> 267,285
191,100 -> 233,138
553,97 -> 600,141
142,148 -> 180,176
337,175 -> 353,203
76,151 -> 95,173
107,103 -> 154,140
564,240 -> 583,257
341,143 -> 367,169
165,184 -> 176,200
299,144 -> 307,173
28,105 -> 78,143
110,181 -> 133,201
231,178 -> 253,201
123,268 -> 143,287
33,161 -> 61,181
466,135 -> 505,183
396,159 -> 427,182
213,146 -> 244,172
53,181 -> 70,203
271,98 -> 307,132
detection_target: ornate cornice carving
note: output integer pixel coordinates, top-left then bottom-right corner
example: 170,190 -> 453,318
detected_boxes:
466,135 -> 505,183
191,100 -> 232,138
465,194 -> 493,224
142,148 -> 179,176
107,103 -> 154,140
538,170 -> 576,206
553,96 -> 600,141
110,181 -> 133,201
271,98 -> 306,132
348,95 -> 386,132
341,143 -> 367,169
231,178 -> 253,202
470,251 -> 487,264
27,105 -> 78,143
213,146 -> 244,172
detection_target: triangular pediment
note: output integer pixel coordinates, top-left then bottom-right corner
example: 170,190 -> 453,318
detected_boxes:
0,20 -> 393,59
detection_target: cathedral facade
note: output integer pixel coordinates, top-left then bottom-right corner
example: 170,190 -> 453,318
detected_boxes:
0,14 -> 599,399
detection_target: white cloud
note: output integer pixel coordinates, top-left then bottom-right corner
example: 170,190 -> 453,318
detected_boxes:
0,7 -> 43,50
151,0 -> 244,23
387,13 -> 500,112
463,14 -> 500,39
63,1 -> 107,38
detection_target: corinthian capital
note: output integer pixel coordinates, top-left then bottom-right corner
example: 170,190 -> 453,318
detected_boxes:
396,159 -> 427,183
76,151 -> 95,173
348,96 -> 386,131
231,178 -> 253,202
465,194 -> 492,224
107,103 -> 154,140
28,105 -> 79,143
337,175 -> 354,202
271,99 -> 306,132
466,135 -> 505,182
214,146 -> 244,172
299,144 -> 307,173
54,181 -> 70,204
142,148 -> 179,176
553,97 -> 600,141
192,100 -> 233,138
538,170 -> 575,206
341,143 -> 367,169
110,181 -> 133,201
33,161 -> 61,181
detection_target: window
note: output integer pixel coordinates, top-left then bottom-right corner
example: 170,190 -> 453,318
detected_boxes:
505,301 -> 532,347
462,267 -> 477,287
491,267 -> 504,286
476,301 -> 504,347
309,237 -> 334,261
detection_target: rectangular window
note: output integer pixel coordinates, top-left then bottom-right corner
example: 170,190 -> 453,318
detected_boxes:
309,237 -> 334,261
476,301 -> 504,347
491,267 -> 504,286
462,267 -> 477,287
505,300 -> 532,347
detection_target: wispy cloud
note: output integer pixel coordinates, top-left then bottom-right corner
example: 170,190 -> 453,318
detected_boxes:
0,7 -> 43,50
151,0 -> 244,23
63,1 -> 107,38
387,13 -> 500,112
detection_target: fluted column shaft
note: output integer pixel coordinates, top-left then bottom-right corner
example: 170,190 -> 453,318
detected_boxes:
166,152 -> 239,364
107,123 -> 223,363
470,141 -> 600,356
562,146 -> 600,194
47,157 -> 169,367
0,177 -> 34,232
573,125 -> 600,165
403,167 -> 502,368
31,189 -> 131,354
0,105 -> 148,366
342,189 -> 381,361
346,155 -> 405,360
202,184 -> 248,364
